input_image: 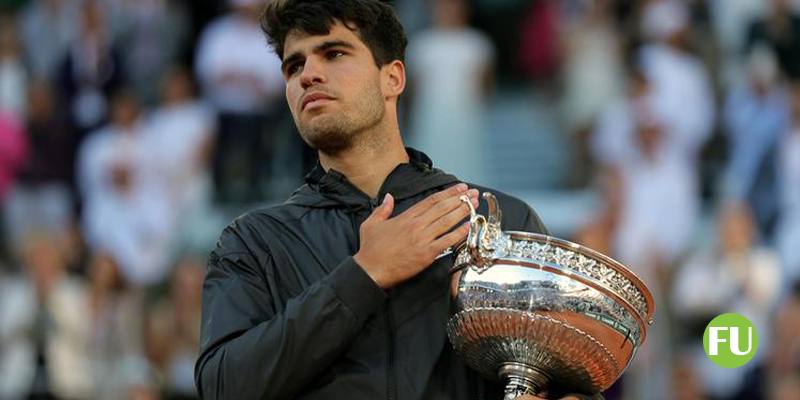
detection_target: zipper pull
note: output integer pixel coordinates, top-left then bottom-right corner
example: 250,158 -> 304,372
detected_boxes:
369,196 -> 383,210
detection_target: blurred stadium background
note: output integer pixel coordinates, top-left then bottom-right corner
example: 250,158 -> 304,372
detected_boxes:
0,0 -> 799,399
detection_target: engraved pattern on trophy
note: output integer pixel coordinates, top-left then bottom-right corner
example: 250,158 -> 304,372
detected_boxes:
449,193 -> 655,399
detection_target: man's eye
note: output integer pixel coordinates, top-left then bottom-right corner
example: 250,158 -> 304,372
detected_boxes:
286,63 -> 302,76
327,51 -> 345,59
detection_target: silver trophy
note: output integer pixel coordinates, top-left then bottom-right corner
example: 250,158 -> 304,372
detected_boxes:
449,193 -> 655,399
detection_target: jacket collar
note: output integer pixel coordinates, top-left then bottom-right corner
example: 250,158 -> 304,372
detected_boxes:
286,148 -> 459,210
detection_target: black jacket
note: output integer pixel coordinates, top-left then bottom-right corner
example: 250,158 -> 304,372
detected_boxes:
195,149 -> 577,400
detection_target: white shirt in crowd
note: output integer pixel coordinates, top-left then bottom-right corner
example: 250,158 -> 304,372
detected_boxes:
614,149 -> 700,281
638,43 -> 715,165
407,28 -> 494,185
77,124 -> 177,286
141,101 -> 216,219
592,92 -> 701,279
195,14 -> 283,114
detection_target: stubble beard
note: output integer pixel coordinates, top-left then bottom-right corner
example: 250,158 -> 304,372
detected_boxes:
297,85 -> 385,156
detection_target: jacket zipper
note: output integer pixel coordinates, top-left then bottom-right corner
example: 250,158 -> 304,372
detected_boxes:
366,196 -> 397,400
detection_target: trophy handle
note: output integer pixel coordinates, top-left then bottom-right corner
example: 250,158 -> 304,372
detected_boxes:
485,192 -> 502,232
459,192 -> 505,272
460,194 -> 487,264
483,192 -> 503,245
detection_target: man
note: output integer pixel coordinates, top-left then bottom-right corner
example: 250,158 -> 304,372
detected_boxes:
194,1 -> 600,399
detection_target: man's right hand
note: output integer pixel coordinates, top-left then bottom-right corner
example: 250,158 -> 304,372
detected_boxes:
354,183 -> 480,289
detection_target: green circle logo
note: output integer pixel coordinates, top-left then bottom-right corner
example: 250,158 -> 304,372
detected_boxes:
703,313 -> 759,368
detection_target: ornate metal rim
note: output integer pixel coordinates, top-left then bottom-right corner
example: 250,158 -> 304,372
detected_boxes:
504,231 -> 654,324
451,233 -> 655,333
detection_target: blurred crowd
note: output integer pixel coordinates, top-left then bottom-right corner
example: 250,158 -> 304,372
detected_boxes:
556,0 -> 800,399
0,0 -> 798,399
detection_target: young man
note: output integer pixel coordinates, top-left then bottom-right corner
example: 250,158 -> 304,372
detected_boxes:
195,1 -> 600,399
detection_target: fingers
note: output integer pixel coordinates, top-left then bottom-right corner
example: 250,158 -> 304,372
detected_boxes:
404,183 -> 468,218
420,196 -> 473,239
430,221 -> 470,255
420,186 -> 477,218
464,189 -> 480,209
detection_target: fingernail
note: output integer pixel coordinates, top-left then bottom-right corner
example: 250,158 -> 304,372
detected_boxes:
456,183 -> 468,192
383,193 -> 391,203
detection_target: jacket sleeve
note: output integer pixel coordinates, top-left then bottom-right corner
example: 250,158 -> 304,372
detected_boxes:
195,226 -> 387,400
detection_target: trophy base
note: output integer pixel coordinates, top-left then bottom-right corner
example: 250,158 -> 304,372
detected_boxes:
500,363 -> 550,400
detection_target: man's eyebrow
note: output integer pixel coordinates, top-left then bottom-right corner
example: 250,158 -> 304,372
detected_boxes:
316,40 -> 356,52
282,40 -> 357,72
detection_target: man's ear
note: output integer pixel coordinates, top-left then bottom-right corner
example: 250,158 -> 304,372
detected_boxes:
382,60 -> 406,99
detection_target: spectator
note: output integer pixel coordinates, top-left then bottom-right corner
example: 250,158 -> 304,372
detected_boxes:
142,66 -> 216,242
113,0 -> 190,104
593,69 -> 701,275
638,0 -> 715,168
559,0 -> 624,139
721,45 -> 791,239
17,0 -> 80,80
614,93 -> 700,283
57,0 -> 126,137
4,80 -> 76,258
0,234 -> 93,399
558,0 -> 625,183
78,90 -> 177,287
195,0 -> 284,203
407,0 -> 494,185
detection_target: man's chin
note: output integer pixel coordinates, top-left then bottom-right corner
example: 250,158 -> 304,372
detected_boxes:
300,127 -> 353,155
301,113 -> 336,131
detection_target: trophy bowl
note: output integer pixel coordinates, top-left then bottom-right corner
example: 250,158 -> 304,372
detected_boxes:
448,193 -> 655,399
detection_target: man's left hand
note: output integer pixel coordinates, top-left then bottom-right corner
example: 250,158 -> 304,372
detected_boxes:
517,395 -> 587,400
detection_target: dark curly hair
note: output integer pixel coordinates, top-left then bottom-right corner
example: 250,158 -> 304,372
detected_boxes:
260,0 -> 408,67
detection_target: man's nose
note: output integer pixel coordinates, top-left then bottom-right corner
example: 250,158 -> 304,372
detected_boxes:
300,58 -> 326,89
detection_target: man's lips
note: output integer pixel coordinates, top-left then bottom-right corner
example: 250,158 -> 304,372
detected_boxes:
301,92 -> 335,111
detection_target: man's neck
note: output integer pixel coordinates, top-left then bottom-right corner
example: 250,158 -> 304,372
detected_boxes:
319,129 -> 409,199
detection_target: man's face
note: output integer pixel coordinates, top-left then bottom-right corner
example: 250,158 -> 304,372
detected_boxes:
281,22 -> 386,154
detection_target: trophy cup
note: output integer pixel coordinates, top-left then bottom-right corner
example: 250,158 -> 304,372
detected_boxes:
448,193 -> 655,399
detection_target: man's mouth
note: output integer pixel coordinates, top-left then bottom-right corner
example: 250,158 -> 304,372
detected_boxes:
302,92 -> 335,111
